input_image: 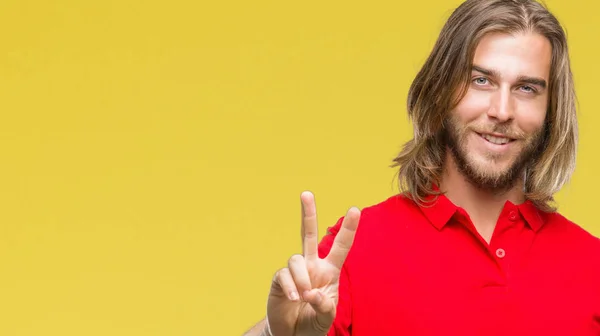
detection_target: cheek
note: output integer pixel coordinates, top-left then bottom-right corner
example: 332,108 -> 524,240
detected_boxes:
453,90 -> 490,122
515,100 -> 547,133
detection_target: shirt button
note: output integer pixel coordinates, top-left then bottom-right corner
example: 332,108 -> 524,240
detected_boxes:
508,211 -> 518,221
496,248 -> 506,258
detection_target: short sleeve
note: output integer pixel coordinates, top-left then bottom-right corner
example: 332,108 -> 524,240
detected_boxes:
318,217 -> 353,336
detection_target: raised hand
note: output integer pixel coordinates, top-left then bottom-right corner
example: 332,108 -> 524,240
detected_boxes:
266,191 -> 360,336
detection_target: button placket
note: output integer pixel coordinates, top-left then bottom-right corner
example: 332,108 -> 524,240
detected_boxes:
508,210 -> 518,222
492,208 -> 517,261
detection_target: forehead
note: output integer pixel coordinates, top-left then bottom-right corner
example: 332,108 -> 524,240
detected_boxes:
472,32 -> 552,80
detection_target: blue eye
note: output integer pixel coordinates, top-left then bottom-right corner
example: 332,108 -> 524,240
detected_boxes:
473,77 -> 488,85
520,85 -> 536,93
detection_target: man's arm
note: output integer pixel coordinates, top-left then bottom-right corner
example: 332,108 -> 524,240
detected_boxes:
243,318 -> 270,336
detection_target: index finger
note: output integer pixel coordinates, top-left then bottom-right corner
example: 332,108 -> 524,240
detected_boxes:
325,207 -> 360,270
301,191 -> 319,261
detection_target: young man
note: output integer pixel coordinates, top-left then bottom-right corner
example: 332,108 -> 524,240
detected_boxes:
245,0 -> 600,335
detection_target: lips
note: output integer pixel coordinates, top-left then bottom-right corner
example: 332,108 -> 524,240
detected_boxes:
478,133 -> 514,145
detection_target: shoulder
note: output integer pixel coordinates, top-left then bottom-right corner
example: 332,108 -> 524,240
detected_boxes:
323,193 -> 418,235
317,194 -> 418,257
542,211 -> 600,259
360,193 -> 421,222
542,212 -> 600,288
543,212 -> 600,243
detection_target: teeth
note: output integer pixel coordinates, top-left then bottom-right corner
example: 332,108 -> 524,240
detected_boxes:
482,134 -> 510,145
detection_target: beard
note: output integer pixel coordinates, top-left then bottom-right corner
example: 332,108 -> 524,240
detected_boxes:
444,115 -> 545,193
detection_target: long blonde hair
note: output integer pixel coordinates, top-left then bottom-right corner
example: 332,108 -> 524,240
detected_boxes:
392,0 -> 577,212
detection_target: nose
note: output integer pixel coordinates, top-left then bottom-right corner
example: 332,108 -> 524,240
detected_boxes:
487,86 -> 514,122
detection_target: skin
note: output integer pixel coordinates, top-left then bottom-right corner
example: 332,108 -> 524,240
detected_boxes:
245,31 -> 553,335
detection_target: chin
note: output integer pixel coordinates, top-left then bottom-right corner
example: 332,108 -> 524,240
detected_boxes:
469,157 -> 514,177
469,153 -> 511,168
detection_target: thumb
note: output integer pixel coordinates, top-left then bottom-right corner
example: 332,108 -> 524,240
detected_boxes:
303,289 -> 336,328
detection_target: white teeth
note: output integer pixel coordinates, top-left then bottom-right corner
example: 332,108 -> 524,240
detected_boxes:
482,134 -> 510,145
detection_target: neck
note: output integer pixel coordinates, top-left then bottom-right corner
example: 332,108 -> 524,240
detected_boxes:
439,151 -> 526,242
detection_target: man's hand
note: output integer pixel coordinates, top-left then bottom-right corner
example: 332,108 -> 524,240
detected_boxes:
266,191 -> 360,336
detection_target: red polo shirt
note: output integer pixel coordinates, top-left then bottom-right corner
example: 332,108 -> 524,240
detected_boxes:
318,193 -> 600,335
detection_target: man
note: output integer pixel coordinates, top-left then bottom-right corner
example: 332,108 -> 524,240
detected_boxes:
245,0 -> 600,335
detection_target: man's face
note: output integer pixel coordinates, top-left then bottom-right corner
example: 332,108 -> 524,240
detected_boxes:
446,32 -> 551,191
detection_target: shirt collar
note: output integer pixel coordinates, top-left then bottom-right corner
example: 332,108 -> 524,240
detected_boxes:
516,199 -> 545,232
417,192 -> 546,232
418,193 -> 459,230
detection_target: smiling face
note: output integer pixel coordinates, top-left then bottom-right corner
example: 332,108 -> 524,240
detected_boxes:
445,31 -> 552,191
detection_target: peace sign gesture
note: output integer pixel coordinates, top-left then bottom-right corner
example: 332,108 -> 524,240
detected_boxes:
266,191 -> 361,336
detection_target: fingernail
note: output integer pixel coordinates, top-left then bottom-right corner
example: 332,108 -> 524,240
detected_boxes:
289,291 -> 299,301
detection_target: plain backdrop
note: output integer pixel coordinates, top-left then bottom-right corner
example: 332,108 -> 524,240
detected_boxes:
0,0 -> 598,335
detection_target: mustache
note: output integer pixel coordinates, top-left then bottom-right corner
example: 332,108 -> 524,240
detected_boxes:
471,124 -> 525,139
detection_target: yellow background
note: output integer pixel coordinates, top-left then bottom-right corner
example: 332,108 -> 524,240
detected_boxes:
0,0 -> 597,335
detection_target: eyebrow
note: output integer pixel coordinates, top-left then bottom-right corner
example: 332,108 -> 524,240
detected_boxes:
472,65 -> 547,89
